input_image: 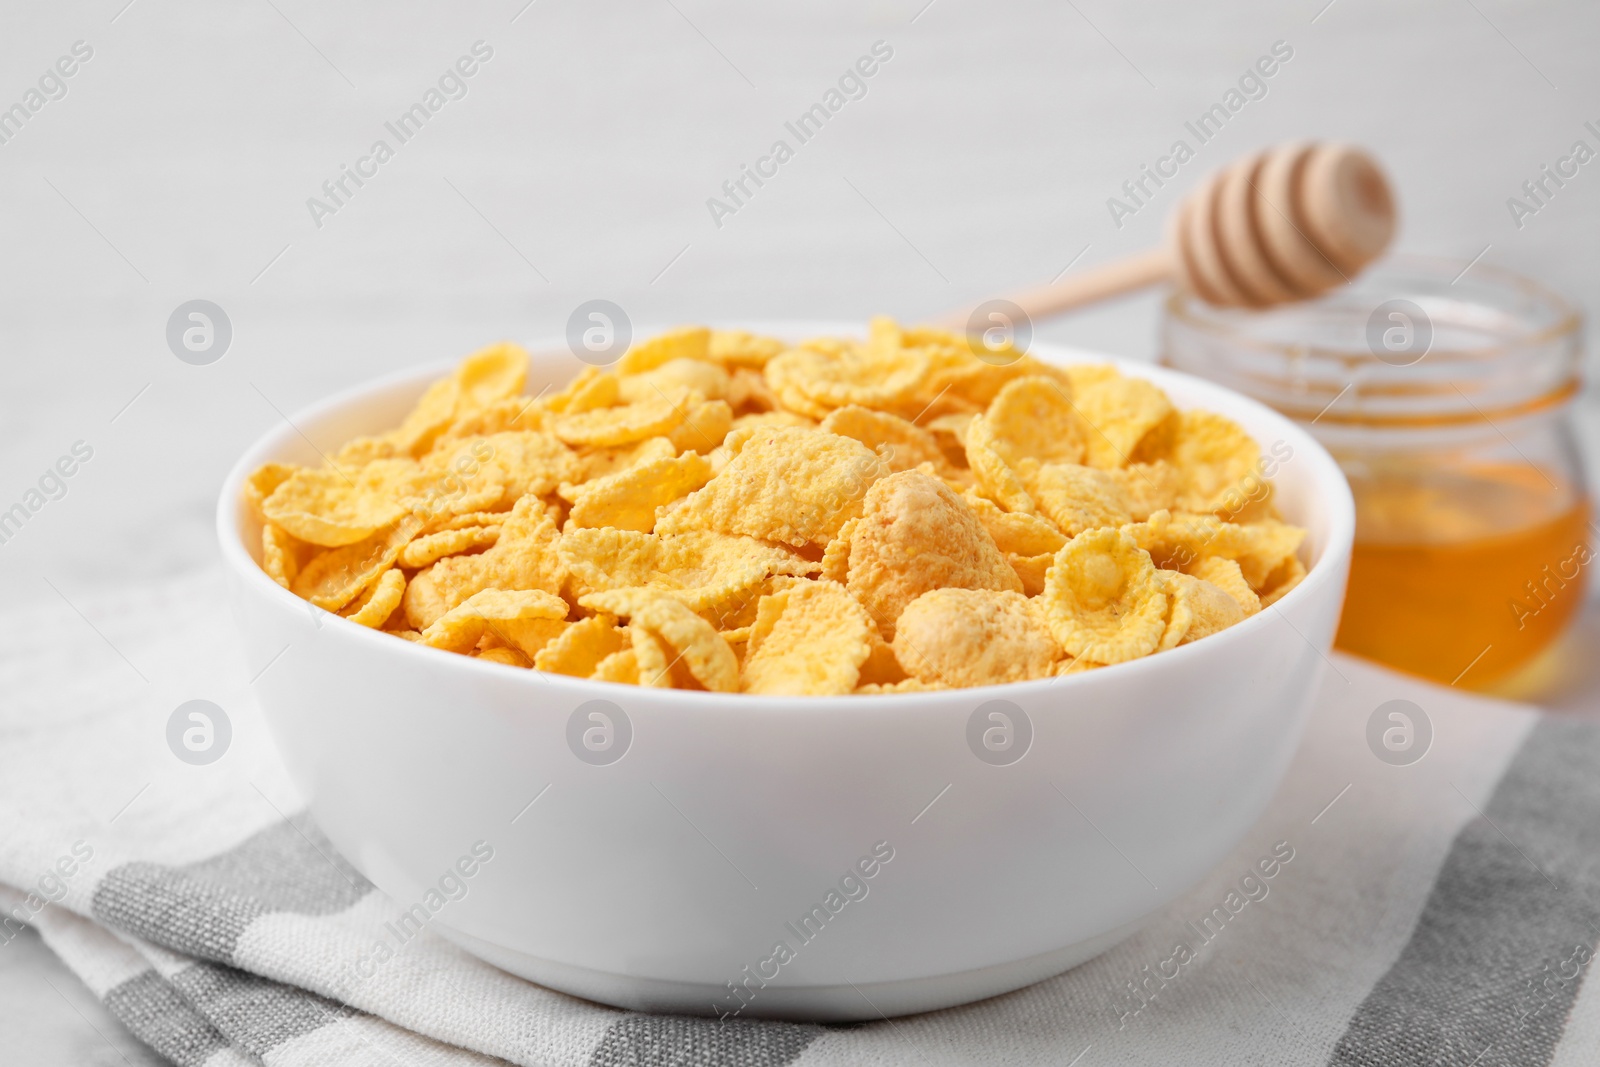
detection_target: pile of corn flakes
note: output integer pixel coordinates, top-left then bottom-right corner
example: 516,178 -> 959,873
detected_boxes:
246,320 -> 1307,694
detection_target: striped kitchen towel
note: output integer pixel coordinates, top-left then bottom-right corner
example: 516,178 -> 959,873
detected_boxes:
3,568 -> 1597,1066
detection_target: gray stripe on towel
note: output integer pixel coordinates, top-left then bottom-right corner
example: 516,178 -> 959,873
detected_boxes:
587,1014 -> 820,1067
103,968 -> 235,1067
92,813 -> 372,963
1329,717 -> 1600,1067
170,959 -> 356,1060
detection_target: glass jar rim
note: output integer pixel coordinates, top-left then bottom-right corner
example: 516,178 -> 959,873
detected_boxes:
1161,255 -> 1584,429
1164,254 -> 1582,362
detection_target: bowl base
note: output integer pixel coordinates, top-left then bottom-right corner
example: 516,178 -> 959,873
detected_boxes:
434,917 -> 1149,1022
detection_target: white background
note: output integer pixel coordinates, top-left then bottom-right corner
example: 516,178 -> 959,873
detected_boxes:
2,0 -> 1598,1060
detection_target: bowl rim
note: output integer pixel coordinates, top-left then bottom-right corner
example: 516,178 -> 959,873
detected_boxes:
216,328 -> 1355,709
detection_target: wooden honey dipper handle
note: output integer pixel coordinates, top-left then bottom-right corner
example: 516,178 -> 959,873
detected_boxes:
938,142 -> 1396,329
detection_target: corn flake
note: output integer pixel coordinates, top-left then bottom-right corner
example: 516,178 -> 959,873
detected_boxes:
617,326 -> 711,375
893,588 -> 1059,687
262,468 -> 408,547
294,515 -> 424,610
566,451 -> 712,533
1015,460 -> 1131,537
1042,527 -> 1168,664
846,471 -> 1020,639
398,525 -> 500,570
656,425 -> 888,548
982,376 -> 1088,467
742,581 -> 876,695
1072,371 -> 1176,469
420,588 -> 568,654
591,647 -> 640,684
629,596 -> 740,692
402,496 -> 563,628
342,568 -> 406,628
534,614 -> 628,677
820,406 -> 947,474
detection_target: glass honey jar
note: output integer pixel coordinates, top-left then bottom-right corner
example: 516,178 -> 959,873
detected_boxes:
1163,257 -> 1590,689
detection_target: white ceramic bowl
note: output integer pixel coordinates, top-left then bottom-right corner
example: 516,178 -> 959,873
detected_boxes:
218,328 -> 1353,1022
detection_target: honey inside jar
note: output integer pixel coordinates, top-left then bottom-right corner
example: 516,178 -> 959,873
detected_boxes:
1163,257 -> 1590,694
1337,464 -> 1592,687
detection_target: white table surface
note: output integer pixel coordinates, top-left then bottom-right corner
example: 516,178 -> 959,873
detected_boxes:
3,0 -> 1599,1059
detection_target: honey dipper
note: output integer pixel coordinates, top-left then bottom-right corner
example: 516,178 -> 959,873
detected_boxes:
943,141 -> 1396,326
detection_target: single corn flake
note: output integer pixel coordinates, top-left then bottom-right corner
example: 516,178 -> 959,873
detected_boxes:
293,515 -> 424,611
854,678 -> 947,694
656,426 -> 889,548
558,527 -> 662,598
1105,462 -> 1186,521
667,399 -> 734,455
262,467 -> 408,547
981,376 -> 1088,467
476,646 -> 532,668
820,406 -> 947,474
819,517 -> 857,584
1259,553 -> 1308,607
425,510 -> 514,533
534,614 -> 628,677
1041,527 -> 1168,664
389,377 -> 463,457
1072,372 -> 1176,469
709,329 -> 786,368
454,342 -> 532,412
742,581 -> 877,695
1177,571 -> 1247,644
846,470 -> 1020,639
618,327 -> 712,375
420,588 -> 568,654
1154,570 -> 1195,651
244,463 -> 296,521
893,588 -> 1060,688
1015,459 -> 1131,537
1061,363 -> 1123,394
629,625 -> 675,688
591,647 -> 640,684
1007,551 -> 1054,597
963,416 -> 1035,515
727,369 -> 783,413
1156,570 -> 1247,649
262,523 -> 310,589
543,366 -> 606,413
342,568 -> 406,628
961,491 -> 1066,556
571,436 -> 678,485
1164,411 -> 1262,513
553,395 -> 691,448
630,596 -> 740,692
618,358 -> 730,403
925,412 -> 976,468
563,372 -> 622,415
1188,556 -> 1261,617
398,525 -> 500,569
567,451 -> 712,533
